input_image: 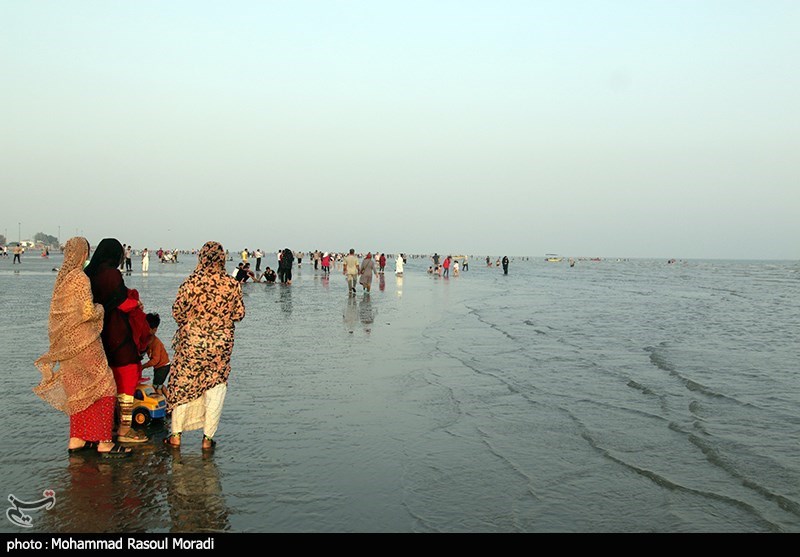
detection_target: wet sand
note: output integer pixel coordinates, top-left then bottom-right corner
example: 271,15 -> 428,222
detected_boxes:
2,255 -> 799,532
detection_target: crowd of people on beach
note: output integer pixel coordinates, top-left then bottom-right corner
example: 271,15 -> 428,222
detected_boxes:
1,244 -> 26,263
227,249 -> 518,292
30,237 -> 516,460
228,248 -> 409,291
114,244 -> 183,273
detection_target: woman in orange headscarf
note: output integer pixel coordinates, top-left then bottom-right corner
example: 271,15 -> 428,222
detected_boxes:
34,237 -> 131,458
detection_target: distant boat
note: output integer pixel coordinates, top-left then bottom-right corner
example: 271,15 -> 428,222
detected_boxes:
545,254 -> 563,262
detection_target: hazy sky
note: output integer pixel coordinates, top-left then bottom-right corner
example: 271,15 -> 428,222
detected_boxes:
2,1 -> 798,259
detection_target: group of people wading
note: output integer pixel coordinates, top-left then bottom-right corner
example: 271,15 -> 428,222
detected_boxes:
34,238 -> 244,457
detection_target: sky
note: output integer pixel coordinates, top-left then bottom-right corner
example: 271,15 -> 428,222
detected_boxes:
2,1 -> 798,260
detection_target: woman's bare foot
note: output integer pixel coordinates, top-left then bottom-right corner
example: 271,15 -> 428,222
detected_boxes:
163,433 -> 181,447
68,437 -> 87,451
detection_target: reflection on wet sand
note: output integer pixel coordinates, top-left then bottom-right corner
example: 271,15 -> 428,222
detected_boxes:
359,294 -> 375,332
343,295 -> 358,333
279,285 -> 293,314
343,294 -> 377,334
33,424 -> 229,533
38,444 -> 169,533
167,451 -> 229,533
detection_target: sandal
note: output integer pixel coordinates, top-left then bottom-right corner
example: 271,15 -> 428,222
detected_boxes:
98,443 -> 132,459
68,441 -> 98,454
117,429 -> 149,444
202,434 -> 216,451
163,433 -> 181,448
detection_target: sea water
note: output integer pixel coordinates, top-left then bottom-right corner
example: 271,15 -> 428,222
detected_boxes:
0,253 -> 798,532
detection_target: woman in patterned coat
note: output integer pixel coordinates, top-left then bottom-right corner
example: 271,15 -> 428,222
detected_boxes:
164,241 -> 245,450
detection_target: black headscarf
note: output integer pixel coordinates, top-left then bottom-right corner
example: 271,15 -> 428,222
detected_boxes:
84,238 -> 124,278
84,238 -> 128,312
82,238 -> 145,365
279,248 -> 294,269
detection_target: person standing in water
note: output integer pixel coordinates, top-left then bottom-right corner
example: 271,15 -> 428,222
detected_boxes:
359,252 -> 377,293
164,241 -> 245,450
84,238 -> 152,444
502,256 -> 509,275
124,244 -> 133,272
278,248 -> 294,285
321,252 -> 331,277
442,255 -> 452,278
343,249 -> 360,295
34,237 -> 132,458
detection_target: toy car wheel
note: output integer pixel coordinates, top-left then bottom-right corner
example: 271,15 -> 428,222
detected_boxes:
132,407 -> 151,427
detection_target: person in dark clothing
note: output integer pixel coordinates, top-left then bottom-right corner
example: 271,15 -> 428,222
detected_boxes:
502,256 -> 509,275
124,244 -> 132,272
260,267 -> 277,283
236,263 -> 255,283
84,238 -> 151,443
277,248 -> 294,285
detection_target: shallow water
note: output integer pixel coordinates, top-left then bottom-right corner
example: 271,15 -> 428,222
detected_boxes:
1,254 -> 799,532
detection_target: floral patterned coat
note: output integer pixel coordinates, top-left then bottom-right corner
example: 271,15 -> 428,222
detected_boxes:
169,242 -> 245,408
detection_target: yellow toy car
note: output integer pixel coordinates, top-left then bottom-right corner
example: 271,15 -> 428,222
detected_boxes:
132,383 -> 167,427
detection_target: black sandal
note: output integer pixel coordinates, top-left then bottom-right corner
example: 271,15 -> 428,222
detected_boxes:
202,434 -> 216,451
98,443 -> 132,459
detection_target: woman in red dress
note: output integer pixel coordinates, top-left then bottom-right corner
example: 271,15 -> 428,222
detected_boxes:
34,237 -> 131,457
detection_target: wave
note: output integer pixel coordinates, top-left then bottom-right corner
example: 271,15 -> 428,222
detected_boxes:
578,424 -> 780,531
644,345 -> 755,407
667,421 -> 800,522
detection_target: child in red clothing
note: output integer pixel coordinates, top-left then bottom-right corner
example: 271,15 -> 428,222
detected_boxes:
142,313 -> 171,398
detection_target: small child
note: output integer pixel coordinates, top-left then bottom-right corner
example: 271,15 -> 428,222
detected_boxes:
142,313 -> 171,398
